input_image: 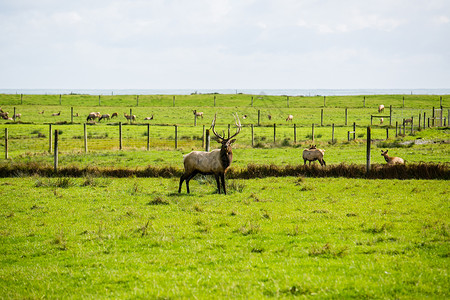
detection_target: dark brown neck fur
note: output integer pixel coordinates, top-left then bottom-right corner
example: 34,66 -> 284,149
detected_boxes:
220,144 -> 232,171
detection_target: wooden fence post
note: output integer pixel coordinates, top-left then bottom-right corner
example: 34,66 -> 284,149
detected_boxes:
366,127 -> 371,174
324,96 -> 326,107
321,109 -> 323,126
251,124 -> 254,147
49,124 -> 52,153
205,129 -> 210,152
411,117 -> 414,135
59,94 -> 62,105
147,124 -> 150,150
273,123 -> 276,143
258,110 -> 260,126
13,107 -> 16,122
54,129 -> 58,172
202,125 -> 205,148
423,112 -> 426,129
174,125 -> 178,149
137,95 -> 139,106
20,94 -> 23,105
71,107 -> 74,123
99,95 -> 101,106
353,122 -> 356,140
173,96 -> 175,107
214,95 -> 216,107
363,96 -> 365,108
4,128 -> 8,159
386,128 -> 389,140
403,96 -> 405,108
312,123 -> 315,142
119,122 -> 122,150
395,121 -> 398,137
287,96 -> 289,108
84,123 -> 88,153
251,96 -> 253,107
294,124 -> 297,143
194,114 -> 197,126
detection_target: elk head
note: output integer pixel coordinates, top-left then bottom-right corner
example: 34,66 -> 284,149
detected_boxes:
211,113 -> 241,164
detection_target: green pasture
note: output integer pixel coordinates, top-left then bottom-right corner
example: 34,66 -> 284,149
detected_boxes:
0,177 -> 448,298
0,93 -> 449,298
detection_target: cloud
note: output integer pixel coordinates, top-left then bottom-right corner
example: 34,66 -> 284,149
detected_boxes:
0,0 -> 449,89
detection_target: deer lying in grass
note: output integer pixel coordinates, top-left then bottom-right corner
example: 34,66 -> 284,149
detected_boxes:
144,115 -> 154,120
302,145 -> 326,166
52,111 -> 61,116
178,113 -> 241,195
381,150 -> 404,165
378,104 -> 385,113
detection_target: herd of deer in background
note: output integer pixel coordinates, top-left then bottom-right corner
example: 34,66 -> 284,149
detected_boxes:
1,104 -> 408,194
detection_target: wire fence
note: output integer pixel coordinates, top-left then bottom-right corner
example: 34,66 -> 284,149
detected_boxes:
1,117 -> 446,159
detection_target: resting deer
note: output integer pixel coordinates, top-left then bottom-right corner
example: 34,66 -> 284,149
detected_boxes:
178,113 -> 241,194
381,150 -> 405,165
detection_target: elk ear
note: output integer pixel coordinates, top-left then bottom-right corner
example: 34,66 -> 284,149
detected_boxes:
229,139 -> 236,144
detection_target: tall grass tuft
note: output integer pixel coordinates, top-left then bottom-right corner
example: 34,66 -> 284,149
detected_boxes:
1,161 -> 448,180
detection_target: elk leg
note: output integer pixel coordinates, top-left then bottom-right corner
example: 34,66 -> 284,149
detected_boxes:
220,173 -> 226,195
178,174 -> 187,193
214,174 -> 221,194
185,171 -> 199,194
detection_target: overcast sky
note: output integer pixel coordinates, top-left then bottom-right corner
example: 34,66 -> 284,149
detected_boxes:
0,0 -> 449,90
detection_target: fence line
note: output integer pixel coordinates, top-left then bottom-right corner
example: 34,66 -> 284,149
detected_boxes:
1,120 -> 447,158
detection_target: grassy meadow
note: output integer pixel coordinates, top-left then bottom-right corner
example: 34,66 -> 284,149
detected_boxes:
0,176 -> 449,298
0,93 -> 449,298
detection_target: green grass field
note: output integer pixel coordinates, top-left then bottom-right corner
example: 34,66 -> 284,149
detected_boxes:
0,177 -> 448,298
0,93 -> 449,298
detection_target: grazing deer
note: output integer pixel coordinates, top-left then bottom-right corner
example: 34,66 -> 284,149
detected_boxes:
98,114 -> 111,122
403,118 -> 413,125
286,114 -> 293,122
193,110 -> 204,118
124,113 -> 136,122
179,113 -> 241,195
381,150 -> 405,165
380,117 -> 384,124
111,112 -> 118,119
378,105 -> 385,113
268,114 -> 272,120
87,112 -> 100,121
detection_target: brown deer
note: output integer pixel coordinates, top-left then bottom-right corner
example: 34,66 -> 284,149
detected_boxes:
381,150 -> 405,165
178,113 -> 241,194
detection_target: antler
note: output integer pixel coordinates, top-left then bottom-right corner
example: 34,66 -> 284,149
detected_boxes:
211,113 -> 224,140
228,113 -> 241,140
211,113 -> 242,141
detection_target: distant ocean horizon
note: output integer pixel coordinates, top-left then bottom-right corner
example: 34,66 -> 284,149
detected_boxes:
1,88 -> 449,96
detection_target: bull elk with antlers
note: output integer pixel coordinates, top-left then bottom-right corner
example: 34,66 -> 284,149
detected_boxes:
178,113 -> 241,194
